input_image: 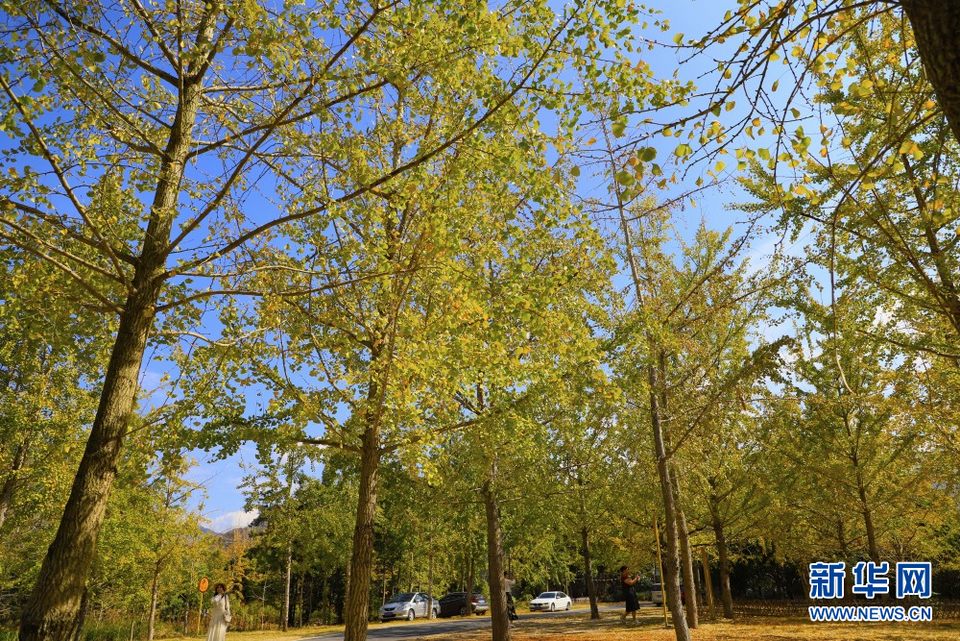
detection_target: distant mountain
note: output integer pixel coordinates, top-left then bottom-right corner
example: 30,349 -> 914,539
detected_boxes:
207,524 -> 265,547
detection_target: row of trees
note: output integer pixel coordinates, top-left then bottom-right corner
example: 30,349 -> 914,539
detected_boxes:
2,2 -> 960,641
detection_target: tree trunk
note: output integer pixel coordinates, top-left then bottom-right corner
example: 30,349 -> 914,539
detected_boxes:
0,437 -> 29,529
580,527 -> 600,619
650,366 -> 691,641
298,573 -> 304,628
700,549 -> 717,621
671,469 -> 698,629
18,9 -> 220,638
19,289 -> 159,641
902,0 -> 960,144
320,573 -> 330,625
708,493 -> 734,619
427,540 -> 435,619
342,425 -> 381,641
282,543 -> 293,631
482,466 -> 510,641
855,468 -> 880,564
146,559 -> 162,641
463,556 -> 475,618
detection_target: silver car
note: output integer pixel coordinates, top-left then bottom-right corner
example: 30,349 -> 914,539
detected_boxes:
379,592 -> 438,621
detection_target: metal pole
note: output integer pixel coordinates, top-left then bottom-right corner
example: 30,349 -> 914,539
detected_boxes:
197,591 -> 203,634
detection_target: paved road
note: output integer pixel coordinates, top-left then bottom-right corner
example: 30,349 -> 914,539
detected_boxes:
298,604 -> 624,641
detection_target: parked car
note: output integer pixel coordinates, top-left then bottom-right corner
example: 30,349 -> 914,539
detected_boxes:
379,592 -> 438,622
528,591 -> 572,612
436,592 -> 489,617
651,583 -> 685,606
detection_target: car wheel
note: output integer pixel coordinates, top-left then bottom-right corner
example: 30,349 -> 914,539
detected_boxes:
430,608 -> 437,619
407,609 -> 415,621
460,606 -> 467,616
550,603 -> 555,612
565,601 -> 571,610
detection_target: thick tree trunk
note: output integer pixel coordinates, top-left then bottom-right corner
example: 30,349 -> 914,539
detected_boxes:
581,527 -> 600,619
343,426 -> 381,641
18,9 -> 219,639
482,466 -> 510,641
650,366 -> 691,641
902,0 -> 960,145
708,493 -> 734,619
671,470 -> 698,628
19,289 -> 159,641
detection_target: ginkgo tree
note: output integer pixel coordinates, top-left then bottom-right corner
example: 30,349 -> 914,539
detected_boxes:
0,1 -> 651,640
209,122 -> 615,641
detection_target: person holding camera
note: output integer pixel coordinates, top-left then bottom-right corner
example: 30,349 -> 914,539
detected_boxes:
619,565 -> 639,623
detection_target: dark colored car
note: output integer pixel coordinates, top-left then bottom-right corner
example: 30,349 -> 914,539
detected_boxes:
436,592 -> 489,617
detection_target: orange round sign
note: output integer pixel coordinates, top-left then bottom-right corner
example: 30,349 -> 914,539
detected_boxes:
199,577 -> 210,593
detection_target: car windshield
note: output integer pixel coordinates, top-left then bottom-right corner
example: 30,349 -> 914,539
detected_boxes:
441,593 -> 463,601
387,593 -> 414,603
537,592 -> 556,599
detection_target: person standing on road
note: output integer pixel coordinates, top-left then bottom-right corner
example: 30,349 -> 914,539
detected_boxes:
206,583 -> 232,641
619,566 -> 639,623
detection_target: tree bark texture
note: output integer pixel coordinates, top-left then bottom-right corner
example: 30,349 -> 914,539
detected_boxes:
482,468 -> 510,641
671,469 -> 698,629
18,8 -> 219,639
650,366 -> 691,641
343,426 -> 381,641
902,0 -> 960,145
20,288 -> 159,641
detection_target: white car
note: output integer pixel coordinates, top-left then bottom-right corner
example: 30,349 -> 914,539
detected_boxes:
528,591 -> 572,612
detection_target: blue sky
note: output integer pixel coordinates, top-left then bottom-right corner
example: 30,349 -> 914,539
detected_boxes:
173,0 -> 801,532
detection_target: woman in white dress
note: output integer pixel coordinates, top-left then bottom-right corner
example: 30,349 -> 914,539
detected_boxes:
206,583 -> 231,641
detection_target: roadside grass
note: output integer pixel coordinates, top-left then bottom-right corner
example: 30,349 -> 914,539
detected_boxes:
150,605 -> 959,641
422,606 -> 959,641
157,625 -> 341,641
